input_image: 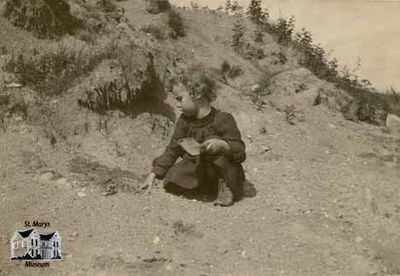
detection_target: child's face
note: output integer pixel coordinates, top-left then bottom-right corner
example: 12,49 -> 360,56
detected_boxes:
174,83 -> 198,117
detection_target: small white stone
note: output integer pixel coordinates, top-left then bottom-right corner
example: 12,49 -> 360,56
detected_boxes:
165,264 -> 173,271
6,82 -> 23,88
153,236 -> 160,245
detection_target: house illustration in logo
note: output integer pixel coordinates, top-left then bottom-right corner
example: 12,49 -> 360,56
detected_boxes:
10,228 -> 62,260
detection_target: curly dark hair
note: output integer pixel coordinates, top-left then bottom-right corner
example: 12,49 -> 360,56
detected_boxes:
177,65 -> 219,102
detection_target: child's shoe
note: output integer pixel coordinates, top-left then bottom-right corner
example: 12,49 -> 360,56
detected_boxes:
213,178 -> 233,207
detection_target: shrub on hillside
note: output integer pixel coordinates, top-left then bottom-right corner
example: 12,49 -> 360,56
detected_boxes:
243,43 -> 265,60
256,13 -> 399,125
2,0 -> 81,39
0,91 -> 28,123
190,0 -> 200,9
246,69 -> 273,109
4,42 -> 114,95
247,0 -> 267,26
293,28 -> 337,82
140,24 -> 165,40
230,1 -> 243,13
270,16 -> 295,45
284,104 -> 304,125
145,0 -> 171,14
167,9 -> 185,39
254,25 -> 264,43
225,0 -> 232,13
96,0 -> 117,13
220,60 -> 243,79
78,51 -> 167,115
256,69 -> 273,96
231,15 -> 245,52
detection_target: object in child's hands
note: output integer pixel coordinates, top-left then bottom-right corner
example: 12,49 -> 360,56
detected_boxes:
178,137 -> 201,156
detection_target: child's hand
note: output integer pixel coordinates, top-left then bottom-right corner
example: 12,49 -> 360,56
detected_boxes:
201,138 -> 230,154
140,172 -> 156,194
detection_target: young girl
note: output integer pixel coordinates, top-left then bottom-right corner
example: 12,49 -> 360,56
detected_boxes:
143,67 -> 246,206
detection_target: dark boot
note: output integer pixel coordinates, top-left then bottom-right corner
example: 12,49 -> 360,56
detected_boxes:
213,178 -> 233,207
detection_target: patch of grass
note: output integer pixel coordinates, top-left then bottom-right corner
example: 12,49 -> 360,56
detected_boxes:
4,40 -> 115,95
256,68 -> 273,96
0,90 -> 28,125
245,68 -> 273,109
284,104 -> 304,125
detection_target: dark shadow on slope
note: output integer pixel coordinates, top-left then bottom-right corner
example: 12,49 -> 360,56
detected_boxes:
78,52 -> 176,122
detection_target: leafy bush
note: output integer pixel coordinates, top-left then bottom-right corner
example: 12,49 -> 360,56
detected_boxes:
167,9 -> 185,39
2,0 -> 81,39
145,0 -> 171,14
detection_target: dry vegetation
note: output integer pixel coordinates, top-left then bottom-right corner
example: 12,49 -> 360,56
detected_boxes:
0,1 -> 399,275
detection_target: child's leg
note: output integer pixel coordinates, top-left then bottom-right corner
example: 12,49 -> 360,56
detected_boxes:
213,178 -> 234,206
214,156 -> 245,200
196,154 -> 245,205
164,181 -> 201,199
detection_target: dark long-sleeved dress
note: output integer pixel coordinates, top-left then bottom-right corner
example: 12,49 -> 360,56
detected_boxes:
152,107 -> 246,200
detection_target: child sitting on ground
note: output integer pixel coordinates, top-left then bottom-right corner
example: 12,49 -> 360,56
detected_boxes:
142,66 -> 246,206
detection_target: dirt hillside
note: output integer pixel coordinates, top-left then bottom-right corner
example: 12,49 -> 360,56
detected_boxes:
0,1 -> 399,275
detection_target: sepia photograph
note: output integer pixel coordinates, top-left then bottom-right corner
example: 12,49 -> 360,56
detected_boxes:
0,0 -> 399,275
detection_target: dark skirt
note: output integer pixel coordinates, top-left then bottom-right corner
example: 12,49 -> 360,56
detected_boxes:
163,152 -> 245,200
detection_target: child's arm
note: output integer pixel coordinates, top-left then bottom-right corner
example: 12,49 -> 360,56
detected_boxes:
151,116 -> 187,179
210,112 -> 246,162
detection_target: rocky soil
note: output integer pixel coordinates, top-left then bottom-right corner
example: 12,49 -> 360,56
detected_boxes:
0,1 -> 399,275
